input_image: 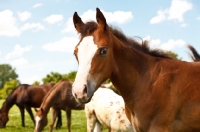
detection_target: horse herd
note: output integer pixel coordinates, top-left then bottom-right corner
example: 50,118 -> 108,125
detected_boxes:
1,8 -> 200,132
0,79 -> 133,132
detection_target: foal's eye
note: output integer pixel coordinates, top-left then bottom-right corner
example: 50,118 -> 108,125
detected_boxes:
99,47 -> 107,56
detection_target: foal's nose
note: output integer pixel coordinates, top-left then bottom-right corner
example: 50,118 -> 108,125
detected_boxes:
73,84 -> 88,103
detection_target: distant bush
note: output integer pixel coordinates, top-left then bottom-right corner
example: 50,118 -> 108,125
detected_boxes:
0,79 -> 19,99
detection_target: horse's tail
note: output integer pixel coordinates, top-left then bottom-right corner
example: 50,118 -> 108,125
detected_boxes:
188,45 -> 200,62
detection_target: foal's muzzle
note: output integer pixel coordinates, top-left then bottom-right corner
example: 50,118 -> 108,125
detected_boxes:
72,85 -> 91,103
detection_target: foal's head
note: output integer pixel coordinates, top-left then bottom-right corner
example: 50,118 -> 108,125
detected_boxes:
72,8 -> 115,103
34,108 -> 47,132
0,108 -> 9,127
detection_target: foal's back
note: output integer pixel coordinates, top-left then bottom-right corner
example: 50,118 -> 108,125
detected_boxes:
48,80 -> 84,110
15,83 -> 54,107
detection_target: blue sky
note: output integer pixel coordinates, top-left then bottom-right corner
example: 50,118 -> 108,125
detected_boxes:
0,0 -> 200,84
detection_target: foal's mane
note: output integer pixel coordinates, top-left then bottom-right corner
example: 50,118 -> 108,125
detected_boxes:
79,21 -> 171,59
188,45 -> 200,62
40,80 -> 71,107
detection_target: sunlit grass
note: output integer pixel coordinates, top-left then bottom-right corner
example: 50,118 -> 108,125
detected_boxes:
0,99 -> 108,132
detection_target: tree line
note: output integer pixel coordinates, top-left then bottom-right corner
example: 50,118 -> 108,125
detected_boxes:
0,64 -> 77,99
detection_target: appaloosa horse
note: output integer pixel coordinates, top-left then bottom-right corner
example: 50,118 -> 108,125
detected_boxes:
72,8 -> 200,132
34,79 -> 84,132
0,83 -> 62,128
85,87 -> 134,132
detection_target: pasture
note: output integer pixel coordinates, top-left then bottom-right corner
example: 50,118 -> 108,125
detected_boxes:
0,99 -> 108,132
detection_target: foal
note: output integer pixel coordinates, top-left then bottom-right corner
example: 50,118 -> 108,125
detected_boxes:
72,8 -> 200,132
85,88 -> 134,132
34,79 -> 84,132
0,83 -> 62,128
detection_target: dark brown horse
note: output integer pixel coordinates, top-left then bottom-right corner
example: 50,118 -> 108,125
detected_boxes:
72,8 -> 200,132
0,83 -> 62,128
34,79 -> 84,132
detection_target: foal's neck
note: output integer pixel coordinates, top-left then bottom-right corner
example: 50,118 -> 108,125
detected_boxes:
110,38 -> 151,102
40,88 -> 59,114
40,99 -> 53,115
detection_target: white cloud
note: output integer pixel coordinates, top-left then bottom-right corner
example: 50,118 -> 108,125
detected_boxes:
62,9 -> 133,33
102,10 -> 133,24
42,37 -> 78,53
39,67 -> 43,71
150,0 -> 192,24
168,0 -> 192,22
22,75 -> 42,84
62,17 -> 75,33
80,10 -> 133,24
180,23 -> 187,27
150,10 -> 168,24
144,36 -> 161,48
18,11 -> 31,21
144,36 -> 186,51
11,58 -> 28,66
20,23 -> 45,31
158,39 -> 186,50
44,14 -> 63,24
6,44 -> 32,60
33,3 -> 42,8
197,16 -> 200,20
0,10 -> 44,36
0,10 -> 21,36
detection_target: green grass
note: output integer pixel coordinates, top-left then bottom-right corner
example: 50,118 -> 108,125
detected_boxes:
0,99 -> 108,132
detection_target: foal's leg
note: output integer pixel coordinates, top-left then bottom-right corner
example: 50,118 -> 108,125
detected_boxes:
85,109 -> 98,132
18,106 -> 25,127
55,109 -> 62,129
94,120 -> 104,132
25,106 -> 35,125
49,108 -> 58,132
66,108 -> 71,132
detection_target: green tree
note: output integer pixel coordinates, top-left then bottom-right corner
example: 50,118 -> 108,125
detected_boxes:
0,79 -> 19,99
42,72 -> 63,84
167,51 -> 181,60
66,71 -> 77,82
42,71 -> 77,84
32,81 -> 41,86
0,64 -> 19,89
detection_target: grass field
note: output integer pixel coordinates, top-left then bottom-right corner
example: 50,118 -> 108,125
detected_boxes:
0,99 -> 107,132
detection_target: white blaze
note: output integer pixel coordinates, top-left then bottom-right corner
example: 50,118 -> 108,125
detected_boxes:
35,116 -> 41,130
73,36 -> 98,91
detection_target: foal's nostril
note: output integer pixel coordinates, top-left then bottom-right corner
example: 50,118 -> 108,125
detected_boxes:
84,84 -> 87,94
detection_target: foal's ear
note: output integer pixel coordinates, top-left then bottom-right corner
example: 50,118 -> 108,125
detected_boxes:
73,12 -> 84,33
96,8 -> 107,31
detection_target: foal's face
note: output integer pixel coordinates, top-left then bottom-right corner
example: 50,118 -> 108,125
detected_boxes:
34,109 -> 47,132
72,8 -> 114,103
0,110 -> 8,127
